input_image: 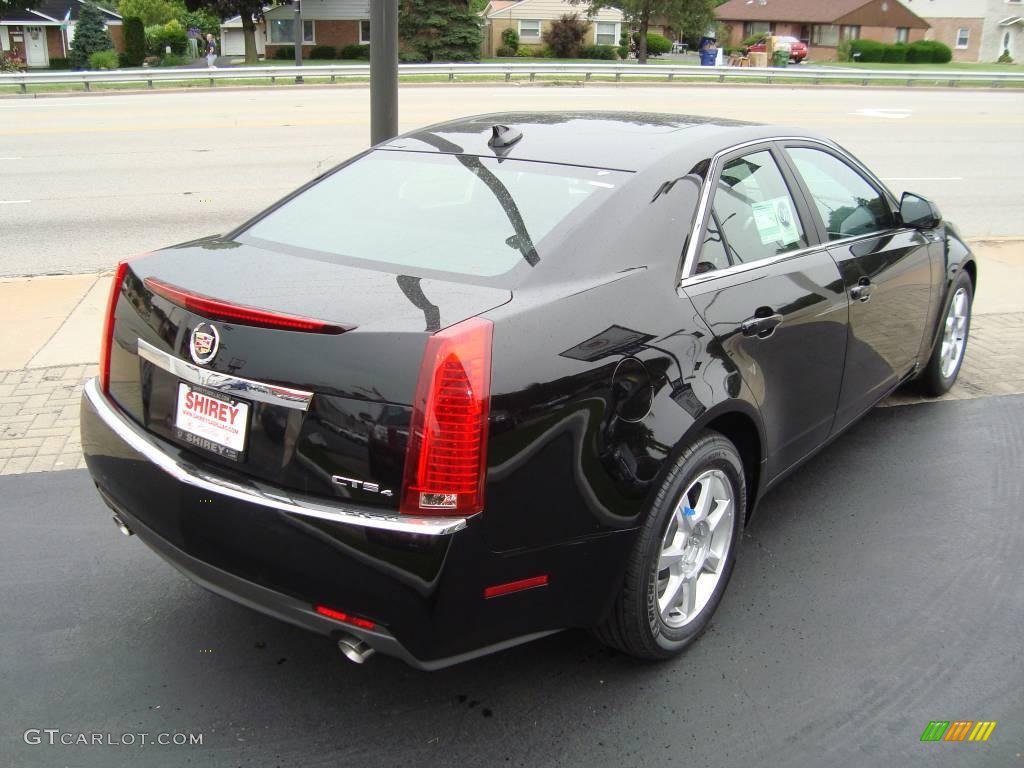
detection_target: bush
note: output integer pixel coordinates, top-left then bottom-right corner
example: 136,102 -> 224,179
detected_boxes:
177,9 -> 221,38
998,49 -> 1014,64
1,50 -> 25,72
124,17 -> 145,66
542,13 -> 589,58
399,50 -> 428,63
157,52 -> 187,66
618,44 -> 629,59
883,42 -> 908,63
145,19 -> 188,57
310,45 -> 336,59
836,39 -> 853,62
89,49 -> 119,69
273,45 -> 295,60
741,33 -> 767,48
514,47 -> 535,57
70,2 -> 115,69
906,39 -> 952,63
501,26 -> 519,52
495,45 -> 516,57
578,44 -> 617,60
645,32 -> 671,56
339,43 -> 370,60
48,57 -> 71,69
849,39 -> 886,63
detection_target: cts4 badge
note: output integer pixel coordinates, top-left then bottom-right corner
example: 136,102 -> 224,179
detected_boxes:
189,322 -> 220,365
332,475 -> 394,497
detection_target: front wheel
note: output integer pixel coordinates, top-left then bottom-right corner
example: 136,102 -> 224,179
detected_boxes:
595,431 -> 746,660
916,271 -> 973,396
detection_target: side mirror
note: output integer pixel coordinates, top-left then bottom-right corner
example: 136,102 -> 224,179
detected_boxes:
899,192 -> 942,229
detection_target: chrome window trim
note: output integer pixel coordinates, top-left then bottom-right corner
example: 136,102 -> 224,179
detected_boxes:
137,338 -> 314,412
678,135 -> 898,289
84,378 -> 467,536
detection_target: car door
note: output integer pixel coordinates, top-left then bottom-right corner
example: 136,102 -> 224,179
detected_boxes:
682,145 -> 849,479
779,143 -> 936,434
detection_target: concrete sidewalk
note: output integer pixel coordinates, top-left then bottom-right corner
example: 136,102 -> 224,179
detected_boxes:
1,241 -> 1023,474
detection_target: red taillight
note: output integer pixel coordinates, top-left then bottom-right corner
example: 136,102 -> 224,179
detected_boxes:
401,317 -> 493,517
314,605 -> 376,631
484,575 -> 549,599
144,278 -> 349,334
99,261 -> 131,394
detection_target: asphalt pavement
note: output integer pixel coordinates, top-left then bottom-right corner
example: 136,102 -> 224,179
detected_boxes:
1,85 -> 1023,276
2,394 -> 1021,768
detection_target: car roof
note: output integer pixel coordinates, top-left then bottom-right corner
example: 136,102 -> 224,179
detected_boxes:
378,112 -> 819,173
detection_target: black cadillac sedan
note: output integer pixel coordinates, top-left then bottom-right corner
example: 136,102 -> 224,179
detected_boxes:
81,113 -> 976,669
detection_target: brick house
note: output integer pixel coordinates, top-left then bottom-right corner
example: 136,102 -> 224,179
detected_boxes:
715,0 -> 929,61
902,0 -> 1024,62
481,0 -> 624,57
262,0 -> 369,59
0,0 -> 123,68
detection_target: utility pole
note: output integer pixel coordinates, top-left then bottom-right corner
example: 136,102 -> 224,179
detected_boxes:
370,0 -> 398,145
293,0 -> 303,84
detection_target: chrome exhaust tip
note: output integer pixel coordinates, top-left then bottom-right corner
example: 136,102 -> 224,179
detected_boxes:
112,513 -> 134,537
337,634 -> 376,664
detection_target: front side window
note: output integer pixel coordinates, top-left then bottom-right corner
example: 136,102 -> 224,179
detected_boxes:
518,19 -> 541,40
786,148 -> 893,240
243,151 -> 627,280
811,24 -> 839,47
269,18 -> 314,44
595,22 -> 617,46
956,27 -> 970,49
700,150 -> 807,270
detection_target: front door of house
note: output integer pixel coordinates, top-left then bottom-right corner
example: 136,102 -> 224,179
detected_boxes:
24,26 -> 48,67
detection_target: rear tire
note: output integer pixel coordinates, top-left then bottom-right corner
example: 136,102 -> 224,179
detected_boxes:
595,431 -> 746,660
916,271 -> 972,397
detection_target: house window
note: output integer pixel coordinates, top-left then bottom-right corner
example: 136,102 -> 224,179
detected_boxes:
956,27 -> 970,49
895,27 -> 909,43
518,19 -> 541,41
811,24 -> 840,47
269,18 -> 314,44
360,19 -> 370,44
840,25 -> 861,41
595,22 -> 617,46
743,21 -> 773,37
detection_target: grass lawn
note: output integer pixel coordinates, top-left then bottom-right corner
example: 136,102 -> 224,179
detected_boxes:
813,60 -> 1020,72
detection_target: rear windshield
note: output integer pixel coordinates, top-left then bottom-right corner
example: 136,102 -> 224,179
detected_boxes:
241,150 -> 628,279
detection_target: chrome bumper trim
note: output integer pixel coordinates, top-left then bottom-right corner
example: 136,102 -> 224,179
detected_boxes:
83,378 -> 467,536
137,338 -> 314,412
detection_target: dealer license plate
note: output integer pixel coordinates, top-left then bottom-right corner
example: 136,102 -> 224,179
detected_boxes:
174,383 -> 249,461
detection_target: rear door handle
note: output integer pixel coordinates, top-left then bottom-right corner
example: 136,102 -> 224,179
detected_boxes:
850,277 -> 872,302
741,310 -> 784,339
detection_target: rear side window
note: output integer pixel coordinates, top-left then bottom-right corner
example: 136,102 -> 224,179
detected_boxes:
242,150 -> 626,279
701,150 -> 807,270
786,147 -> 893,240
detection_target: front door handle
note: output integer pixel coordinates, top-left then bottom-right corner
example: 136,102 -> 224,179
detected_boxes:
741,309 -> 784,339
850,277 -> 872,302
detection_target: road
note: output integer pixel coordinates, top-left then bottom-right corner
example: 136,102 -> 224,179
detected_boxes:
1,84 -> 1023,276
1,395 -> 1022,767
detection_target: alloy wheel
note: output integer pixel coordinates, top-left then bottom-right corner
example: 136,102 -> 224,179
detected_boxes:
939,287 -> 969,379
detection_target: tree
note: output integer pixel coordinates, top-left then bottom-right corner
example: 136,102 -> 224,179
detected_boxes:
573,0 -> 717,63
542,13 -> 588,58
189,0 -> 264,65
123,16 -> 146,65
70,2 -> 115,69
399,0 -> 482,63
118,0 -> 183,25
0,0 -> 37,11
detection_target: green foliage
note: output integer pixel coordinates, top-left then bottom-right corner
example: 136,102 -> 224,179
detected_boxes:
495,45 -> 516,57
849,39 -> 885,63
998,49 -> 1014,64
145,19 -> 188,56
177,9 -> 221,37
883,42 -> 907,63
272,45 -> 295,59
741,32 -> 766,47
48,57 -> 71,69
117,0 -> 182,26
399,50 -> 428,62
1,0 -> 37,10
157,52 -> 188,65
645,32 -> 671,55
310,45 -> 336,59
124,17 -> 146,66
89,48 -> 120,69
578,44 -> 618,60
542,13 -> 589,58
618,43 -> 629,59
399,0 -> 482,62
514,47 -> 536,57
70,3 -> 115,69
907,39 -> 952,63
501,26 -> 519,52
1,49 -> 26,72
836,39 -> 852,62
339,43 -> 370,59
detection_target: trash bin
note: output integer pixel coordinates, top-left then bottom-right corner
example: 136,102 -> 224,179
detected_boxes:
700,48 -> 718,66
772,49 -> 789,67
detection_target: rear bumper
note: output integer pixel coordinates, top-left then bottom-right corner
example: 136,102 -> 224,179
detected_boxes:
81,379 -> 628,668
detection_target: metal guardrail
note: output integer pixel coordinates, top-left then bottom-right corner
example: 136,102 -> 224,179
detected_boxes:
2,62 -> 1022,92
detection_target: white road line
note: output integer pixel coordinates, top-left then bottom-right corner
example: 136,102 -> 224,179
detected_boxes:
0,157 -> 23,160
881,177 -> 963,181
0,200 -> 31,204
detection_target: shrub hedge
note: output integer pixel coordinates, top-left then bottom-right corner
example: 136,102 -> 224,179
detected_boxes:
339,43 -> 370,60
848,38 -> 952,64
310,45 -> 336,59
272,46 -> 295,60
578,44 -> 618,60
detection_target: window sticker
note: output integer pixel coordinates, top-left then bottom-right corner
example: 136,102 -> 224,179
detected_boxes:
751,196 -> 800,246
